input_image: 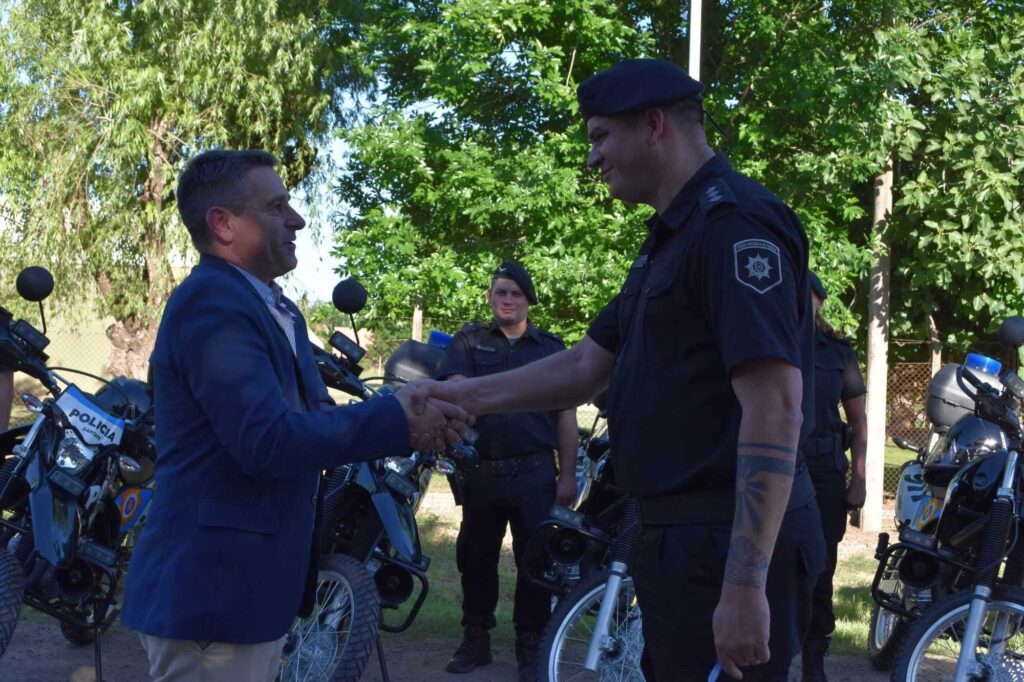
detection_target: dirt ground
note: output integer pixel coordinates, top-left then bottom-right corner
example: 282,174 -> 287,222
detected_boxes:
0,490 -> 896,682
2,620 -> 888,682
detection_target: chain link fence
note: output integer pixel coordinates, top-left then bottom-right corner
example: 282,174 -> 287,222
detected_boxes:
883,362 -> 935,494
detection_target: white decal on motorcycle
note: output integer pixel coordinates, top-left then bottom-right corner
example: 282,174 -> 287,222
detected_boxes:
55,386 -> 125,447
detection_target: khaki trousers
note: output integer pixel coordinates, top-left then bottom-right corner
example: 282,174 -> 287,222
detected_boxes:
138,633 -> 286,682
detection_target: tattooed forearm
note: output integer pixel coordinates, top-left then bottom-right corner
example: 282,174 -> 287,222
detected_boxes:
724,536 -> 770,588
737,442 -> 796,455
737,454 -> 796,478
733,452 -> 796,529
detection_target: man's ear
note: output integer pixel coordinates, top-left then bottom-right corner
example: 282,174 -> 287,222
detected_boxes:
645,107 -> 669,145
206,206 -> 234,245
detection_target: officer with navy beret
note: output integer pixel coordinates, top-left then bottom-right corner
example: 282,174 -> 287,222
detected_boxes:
801,273 -> 867,681
435,261 -> 577,681
421,59 -> 826,681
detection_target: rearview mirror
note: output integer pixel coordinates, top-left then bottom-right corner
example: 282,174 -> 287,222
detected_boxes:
16,266 -> 54,302
998,316 -> 1024,350
332,278 -> 367,315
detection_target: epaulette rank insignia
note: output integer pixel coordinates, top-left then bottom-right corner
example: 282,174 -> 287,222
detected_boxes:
698,180 -> 737,217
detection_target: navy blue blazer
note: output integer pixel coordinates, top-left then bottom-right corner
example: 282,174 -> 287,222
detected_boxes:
122,254 -> 409,643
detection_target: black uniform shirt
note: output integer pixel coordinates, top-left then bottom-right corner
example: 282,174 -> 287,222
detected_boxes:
810,329 -> 867,439
587,154 -> 817,501
436,321 -> 566,460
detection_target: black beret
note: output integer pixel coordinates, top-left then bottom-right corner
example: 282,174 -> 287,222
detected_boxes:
577,59 -> 704,120
809,272 -> 827,300
492,260 -> 537,305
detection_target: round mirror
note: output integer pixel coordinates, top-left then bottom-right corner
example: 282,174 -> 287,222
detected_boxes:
15,266 -> 54,302
332,278 -> 368,315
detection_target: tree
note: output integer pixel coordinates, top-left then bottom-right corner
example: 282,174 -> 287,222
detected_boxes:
332,0 -> 653,341
0,0 -> 368,376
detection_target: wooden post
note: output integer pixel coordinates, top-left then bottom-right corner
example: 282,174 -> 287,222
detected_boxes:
862,162 -> 893,531
411,300 -> 423,342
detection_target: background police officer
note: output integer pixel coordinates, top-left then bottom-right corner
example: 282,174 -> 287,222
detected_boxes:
800,273 -> 867,681
421,59 -> 827,681
436,261 -> 578,681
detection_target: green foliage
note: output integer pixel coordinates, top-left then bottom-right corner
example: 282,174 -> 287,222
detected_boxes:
333,0 -> 653,342
0,0 -> 366,331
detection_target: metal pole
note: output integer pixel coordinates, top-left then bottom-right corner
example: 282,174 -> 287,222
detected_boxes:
689,0 -> 702,79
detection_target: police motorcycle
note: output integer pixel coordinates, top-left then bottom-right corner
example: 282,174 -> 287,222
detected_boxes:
0,267 -> 156,679
868,359 -> 995,669
884,316 -> 1024,680
522,409 -> 615,598
522,410 -> 644,681
278,279 -> 480,682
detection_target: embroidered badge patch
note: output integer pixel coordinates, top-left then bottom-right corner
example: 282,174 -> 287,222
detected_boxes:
734,239 -> 782,294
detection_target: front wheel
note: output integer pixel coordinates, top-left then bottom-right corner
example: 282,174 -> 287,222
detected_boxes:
278,554 -> 380,682
538,568 -> 644,681
867,603 -> 909,670
0,549 -> 26,659
892,584 -> 1024,681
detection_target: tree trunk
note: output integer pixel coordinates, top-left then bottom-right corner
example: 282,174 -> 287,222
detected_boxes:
861,161 -> 893,531
928,315 -> 942,376
103,120 -> 177,382
106,317 -> 159,380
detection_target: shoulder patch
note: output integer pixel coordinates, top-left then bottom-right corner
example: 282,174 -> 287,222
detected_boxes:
734,239 -> 783,294
698,179 -> 737,217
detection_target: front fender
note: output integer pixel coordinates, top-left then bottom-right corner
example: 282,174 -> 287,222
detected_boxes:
28,456 -> 79,568
371,490 -> 421,564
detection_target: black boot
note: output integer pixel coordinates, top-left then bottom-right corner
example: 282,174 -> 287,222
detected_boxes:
446,625 -> 492,673
801,638 -> 829,682
515,631 -> 541,682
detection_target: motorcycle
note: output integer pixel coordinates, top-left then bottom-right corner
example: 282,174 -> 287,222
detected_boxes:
0,267 -> 157,681
524,413 -> 644,681
278,279 -> 480,682
870,350 -> 1020,672
890,316 -> 1024,680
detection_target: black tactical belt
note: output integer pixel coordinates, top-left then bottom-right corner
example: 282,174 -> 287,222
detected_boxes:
638,489 -> 735,525
474,451 -> 553,477
638,461 -> 811,525
804,433 -> 843,457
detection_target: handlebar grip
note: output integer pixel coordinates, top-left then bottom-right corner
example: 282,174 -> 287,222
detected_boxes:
960,366 -> 986,390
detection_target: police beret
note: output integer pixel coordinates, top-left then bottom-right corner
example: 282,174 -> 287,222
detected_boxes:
577,59 -> 704,120
492,260 -> 537,305
809,272 -> 827,300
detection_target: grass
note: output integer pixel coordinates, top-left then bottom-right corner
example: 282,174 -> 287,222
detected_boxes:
831,555 -> 879,656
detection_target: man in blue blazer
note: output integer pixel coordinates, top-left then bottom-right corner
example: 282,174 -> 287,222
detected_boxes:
122,149 -> 467,681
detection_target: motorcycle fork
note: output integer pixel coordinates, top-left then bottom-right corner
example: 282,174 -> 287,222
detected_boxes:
954,449 -> 1018,681
584,560 -> 629,671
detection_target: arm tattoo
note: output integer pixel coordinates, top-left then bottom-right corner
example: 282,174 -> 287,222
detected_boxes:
725,536 -> 770,588
737,441 -> 797,455
733,454 -> 795,528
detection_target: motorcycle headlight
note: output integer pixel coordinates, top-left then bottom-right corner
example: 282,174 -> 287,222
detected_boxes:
55,429 -> 98,473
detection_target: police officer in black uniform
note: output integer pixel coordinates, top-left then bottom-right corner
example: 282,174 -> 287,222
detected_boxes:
800,273 -> 867,682
420,59 -> 827,682
437,261 -> 578,682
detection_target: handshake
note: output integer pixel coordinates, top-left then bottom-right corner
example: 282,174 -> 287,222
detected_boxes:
394,379 -> 478,452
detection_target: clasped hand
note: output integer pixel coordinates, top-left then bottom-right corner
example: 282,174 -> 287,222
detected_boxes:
395,380 -> 475,452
